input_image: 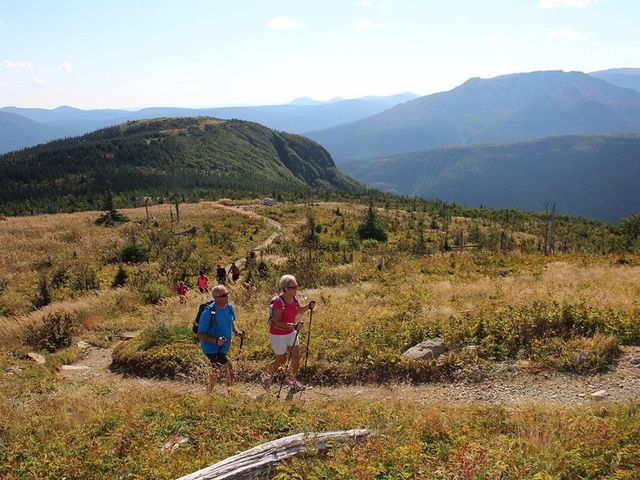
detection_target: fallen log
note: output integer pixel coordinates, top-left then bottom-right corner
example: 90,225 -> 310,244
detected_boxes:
176,428 -> 370,480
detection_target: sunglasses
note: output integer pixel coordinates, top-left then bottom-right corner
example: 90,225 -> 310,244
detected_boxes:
216,293 -> 229,298
286,285 -> 298,290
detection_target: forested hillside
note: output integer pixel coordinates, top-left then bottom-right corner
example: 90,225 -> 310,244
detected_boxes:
0,117 -> 361,215
342,133 -> 640,222
308,70 -> 640,162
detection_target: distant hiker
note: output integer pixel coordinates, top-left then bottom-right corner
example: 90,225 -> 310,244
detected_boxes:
216,264 -> 227,284
197,271 -> 209,294
230,262 -> 241,283
260,274 -> 315,393
177,281 -> 189,304
197,285 -> 245,393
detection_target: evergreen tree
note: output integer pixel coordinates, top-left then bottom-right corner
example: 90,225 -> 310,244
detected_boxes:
33,274 -> 52,309
112,264 -> 128,287
95,185 -> 129,226
358,202 -> 388,242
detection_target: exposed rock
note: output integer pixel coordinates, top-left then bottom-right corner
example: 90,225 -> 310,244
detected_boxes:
402,338 -> 447,360
162,435 -> 189,453
27,352 -> 46,364
77,341 -> 91,349
120,331 -> 139,340
628,356 -> 640,367
591,390 -> 608,400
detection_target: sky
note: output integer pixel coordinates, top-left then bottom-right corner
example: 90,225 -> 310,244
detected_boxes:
1,0 -> 638,109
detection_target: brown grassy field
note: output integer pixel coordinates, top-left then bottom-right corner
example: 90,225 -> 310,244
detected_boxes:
1,200 -> 639,479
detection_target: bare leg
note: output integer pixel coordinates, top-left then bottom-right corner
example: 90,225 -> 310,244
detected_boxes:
207,366 -> 220,393
265,354 -> 286,376
288,346 -> 300,381
225,362 -> 235,386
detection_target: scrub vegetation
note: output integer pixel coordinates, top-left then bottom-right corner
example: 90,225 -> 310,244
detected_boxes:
1,199 -> 639,479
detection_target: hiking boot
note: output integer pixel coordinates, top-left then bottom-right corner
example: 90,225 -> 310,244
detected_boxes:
260,372 -> 272,391
287,379 -> 305,392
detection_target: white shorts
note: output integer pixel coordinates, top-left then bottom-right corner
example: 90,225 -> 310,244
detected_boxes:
269,331 -> 299,356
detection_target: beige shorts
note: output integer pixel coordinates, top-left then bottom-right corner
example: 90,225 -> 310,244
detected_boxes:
269,331 -> 299,356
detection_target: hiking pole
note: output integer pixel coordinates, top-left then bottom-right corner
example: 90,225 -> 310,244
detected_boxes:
303,306 -> 314,371
276,326 -> 301,399
299,306 -> 314,399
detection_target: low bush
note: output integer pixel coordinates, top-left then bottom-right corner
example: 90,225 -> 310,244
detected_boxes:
111,324 -> 205,378
143,282 -> 170,304
23,310 -> 77,352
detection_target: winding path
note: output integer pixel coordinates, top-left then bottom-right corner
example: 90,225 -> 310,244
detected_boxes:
58,203 -> 640,406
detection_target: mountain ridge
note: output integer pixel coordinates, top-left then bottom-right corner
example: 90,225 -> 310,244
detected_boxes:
0,93 -> 418,154
307,70 -> 640,163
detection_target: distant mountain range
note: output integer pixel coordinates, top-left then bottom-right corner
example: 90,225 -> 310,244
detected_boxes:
308,70 -> 640,163
590,68 -> 640,92
0,93 -> 418,154
342,134 -> 640,222
0,117 -> 361,215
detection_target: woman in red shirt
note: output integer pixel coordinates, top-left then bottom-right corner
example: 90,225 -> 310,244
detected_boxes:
260,274 -> 315,392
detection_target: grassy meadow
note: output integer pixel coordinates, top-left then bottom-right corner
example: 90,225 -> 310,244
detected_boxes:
1,200 -> 640,479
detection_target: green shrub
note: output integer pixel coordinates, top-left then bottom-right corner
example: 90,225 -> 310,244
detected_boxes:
23,310 -> 76,352
119,244 -> 149,264
111,324 -> 205,378
111,264 -> 128,287
32,274 -> 52,309
143,282 -> 170,304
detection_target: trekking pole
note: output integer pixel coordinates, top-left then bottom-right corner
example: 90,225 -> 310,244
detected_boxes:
303,307 -> 313,371
299,306 -> 314,399
276,327 -> 301,399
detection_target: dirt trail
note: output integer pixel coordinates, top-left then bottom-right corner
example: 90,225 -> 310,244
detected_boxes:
59,339 -> 640,406
58,204 -> 640,406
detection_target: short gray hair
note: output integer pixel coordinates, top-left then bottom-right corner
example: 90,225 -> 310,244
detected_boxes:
211,285 -> 228,298
279,274 -> 297,292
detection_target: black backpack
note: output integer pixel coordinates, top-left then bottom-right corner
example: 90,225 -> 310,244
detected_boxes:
192,300 -> 234,335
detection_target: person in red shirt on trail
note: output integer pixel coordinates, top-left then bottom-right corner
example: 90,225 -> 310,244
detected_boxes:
197,271 -> 209,294
177,280 -> 189,304
260,274 -> 315,393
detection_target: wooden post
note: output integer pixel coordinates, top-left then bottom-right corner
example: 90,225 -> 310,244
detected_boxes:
175,201 -> 180,224
144,199 -> 150,223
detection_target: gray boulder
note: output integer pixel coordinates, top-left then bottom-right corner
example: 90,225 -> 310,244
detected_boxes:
402,338 -> 447,360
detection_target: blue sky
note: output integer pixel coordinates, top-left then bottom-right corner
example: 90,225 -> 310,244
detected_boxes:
1,0 -> 638,109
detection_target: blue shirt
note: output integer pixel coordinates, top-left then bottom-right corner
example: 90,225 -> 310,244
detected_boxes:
198,303 -> 236,354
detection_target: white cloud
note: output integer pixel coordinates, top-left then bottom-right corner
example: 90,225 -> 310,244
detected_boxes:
267,16 -> 301,31
31,77 -> 47,87
57,61 -> 72,72
2,59 -> 34,69
355,0 -> 371,6
538,0 -> 597,8
550,29 -> 591,40
352,18 -> 373,30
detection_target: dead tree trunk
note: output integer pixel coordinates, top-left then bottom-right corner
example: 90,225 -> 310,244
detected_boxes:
176,429 -> 370,480
545,203 -> 556,255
